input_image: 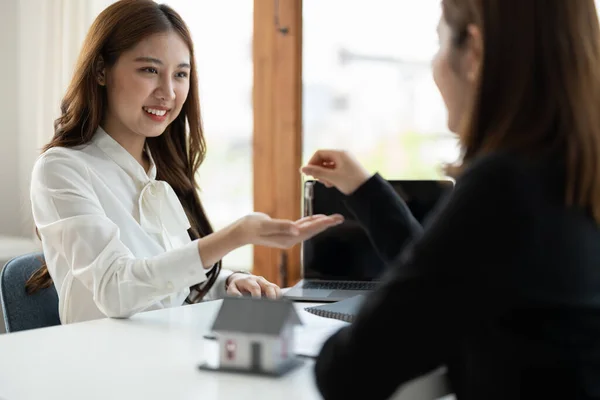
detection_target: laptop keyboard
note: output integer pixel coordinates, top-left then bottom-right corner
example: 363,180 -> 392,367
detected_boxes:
302,281 -> 377,290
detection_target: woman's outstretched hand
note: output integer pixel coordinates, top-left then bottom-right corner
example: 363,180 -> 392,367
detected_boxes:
301,149 -> 372,195
237,212 -> 344,249
221,212 -> 343,299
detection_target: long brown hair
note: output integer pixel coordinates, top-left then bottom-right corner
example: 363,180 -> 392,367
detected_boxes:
25,0 -> 221,302
443,0 -> 600,222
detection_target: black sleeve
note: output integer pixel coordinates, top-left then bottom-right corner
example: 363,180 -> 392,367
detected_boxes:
314,155 -> 530,400
343,173 -> 424,263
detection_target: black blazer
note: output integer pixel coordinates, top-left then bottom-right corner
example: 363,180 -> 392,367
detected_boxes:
313,152 -> 600,400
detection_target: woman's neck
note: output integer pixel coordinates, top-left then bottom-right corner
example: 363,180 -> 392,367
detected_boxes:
101,122 -> 150,172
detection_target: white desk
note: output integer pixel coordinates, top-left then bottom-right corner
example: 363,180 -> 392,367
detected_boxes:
0,300 -> 451,400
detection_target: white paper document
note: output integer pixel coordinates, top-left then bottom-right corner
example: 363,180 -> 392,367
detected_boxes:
293,305 -> 350,358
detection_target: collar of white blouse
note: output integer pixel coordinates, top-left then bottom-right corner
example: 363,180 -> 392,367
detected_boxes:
91,127 -> 192,250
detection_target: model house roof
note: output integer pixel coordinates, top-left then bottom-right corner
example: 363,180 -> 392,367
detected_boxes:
211,296 -> 303,335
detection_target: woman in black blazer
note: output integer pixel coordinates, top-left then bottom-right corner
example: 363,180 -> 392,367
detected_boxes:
301,0 -> 600,399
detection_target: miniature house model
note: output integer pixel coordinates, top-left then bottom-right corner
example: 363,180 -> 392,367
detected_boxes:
209,296 -> 303,375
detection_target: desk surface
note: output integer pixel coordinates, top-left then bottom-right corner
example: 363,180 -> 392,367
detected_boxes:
0,299 -> 451,400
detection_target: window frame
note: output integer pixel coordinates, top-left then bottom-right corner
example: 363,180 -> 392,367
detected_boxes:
252,0 -> 303,286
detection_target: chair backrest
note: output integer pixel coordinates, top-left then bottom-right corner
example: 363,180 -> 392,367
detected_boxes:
0,252 -> 60,332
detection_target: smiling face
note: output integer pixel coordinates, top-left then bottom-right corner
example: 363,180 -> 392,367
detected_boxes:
99,30 -> 191,142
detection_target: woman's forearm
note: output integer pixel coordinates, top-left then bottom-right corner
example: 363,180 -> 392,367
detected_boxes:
196,220 -> 247,269
343,174 -> 424,263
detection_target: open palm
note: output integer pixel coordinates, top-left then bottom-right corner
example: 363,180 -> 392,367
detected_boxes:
247,212 -> 344,249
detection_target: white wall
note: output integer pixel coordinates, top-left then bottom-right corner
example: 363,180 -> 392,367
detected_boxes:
0,0 -> 111,239
0,0 -> 27,238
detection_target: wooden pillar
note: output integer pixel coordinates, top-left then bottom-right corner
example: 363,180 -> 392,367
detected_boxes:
253,0 -> 303,287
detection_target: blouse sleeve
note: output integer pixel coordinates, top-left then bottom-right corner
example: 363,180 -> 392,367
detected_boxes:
31,151 -> 209,318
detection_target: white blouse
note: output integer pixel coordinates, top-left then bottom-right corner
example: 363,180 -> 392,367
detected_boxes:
30,127 -> 232,324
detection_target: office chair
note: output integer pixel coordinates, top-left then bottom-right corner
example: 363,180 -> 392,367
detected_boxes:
0,252 -> 60,332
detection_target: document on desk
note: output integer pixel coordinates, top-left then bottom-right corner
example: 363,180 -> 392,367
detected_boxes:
293,306 -> 350,358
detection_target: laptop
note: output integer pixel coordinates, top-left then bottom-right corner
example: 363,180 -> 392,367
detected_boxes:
283,178 -> 454,302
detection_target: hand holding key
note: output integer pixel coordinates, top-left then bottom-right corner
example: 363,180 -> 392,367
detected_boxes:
301,150 -> 373,195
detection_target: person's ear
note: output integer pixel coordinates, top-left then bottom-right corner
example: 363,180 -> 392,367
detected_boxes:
464,24 -> 483,83
95,56 -> 106,86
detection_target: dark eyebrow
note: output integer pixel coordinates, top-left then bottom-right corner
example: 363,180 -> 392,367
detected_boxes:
134,56 -> 191,69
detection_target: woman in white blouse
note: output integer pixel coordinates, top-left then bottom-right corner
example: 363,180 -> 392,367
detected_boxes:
26,0 -> 343,325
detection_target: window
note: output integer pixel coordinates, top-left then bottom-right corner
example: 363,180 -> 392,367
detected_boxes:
302,0 -> 459,179
161,1 -> 255,271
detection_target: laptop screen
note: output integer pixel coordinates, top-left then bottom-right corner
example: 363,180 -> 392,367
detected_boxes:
301,179 -> 453,281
